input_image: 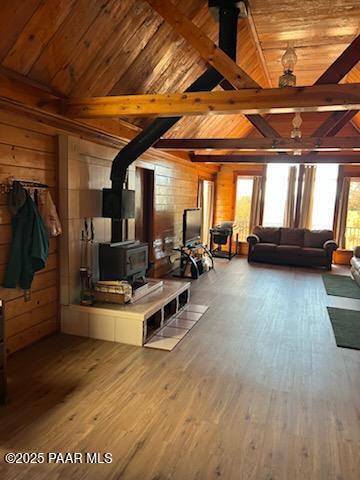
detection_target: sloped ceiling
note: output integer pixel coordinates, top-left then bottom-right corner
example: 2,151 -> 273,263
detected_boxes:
0,0 -> 359,140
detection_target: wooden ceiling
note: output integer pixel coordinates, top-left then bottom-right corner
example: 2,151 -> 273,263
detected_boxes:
250,0 -> 360,86
0,0 -> 359,141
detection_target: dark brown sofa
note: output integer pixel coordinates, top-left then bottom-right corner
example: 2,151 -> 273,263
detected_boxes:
247,227 -> 338,270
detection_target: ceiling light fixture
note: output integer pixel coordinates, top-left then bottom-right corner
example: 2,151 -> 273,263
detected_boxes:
279,43 -> 297,88
291,112 -> 302,139
291,111 -> 302,155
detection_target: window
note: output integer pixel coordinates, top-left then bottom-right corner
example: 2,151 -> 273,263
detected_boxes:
234,177 -> 253,241
310,164 -> 339,230
262,165 -> 292,227
345,179 -> 360,250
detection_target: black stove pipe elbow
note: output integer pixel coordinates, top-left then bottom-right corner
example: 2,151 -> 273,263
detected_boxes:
110,2 -> 240,189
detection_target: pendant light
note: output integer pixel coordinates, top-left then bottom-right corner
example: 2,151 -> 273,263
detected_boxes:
279,43 -> 297,87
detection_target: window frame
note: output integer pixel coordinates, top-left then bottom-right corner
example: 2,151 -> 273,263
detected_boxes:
233,173 -> 265,242
344,176 -> 360,251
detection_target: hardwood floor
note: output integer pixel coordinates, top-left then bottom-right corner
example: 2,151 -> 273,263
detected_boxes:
0,258 -> 359,480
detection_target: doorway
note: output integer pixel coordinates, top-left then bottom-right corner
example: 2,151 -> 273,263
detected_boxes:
135,167 -> 154,260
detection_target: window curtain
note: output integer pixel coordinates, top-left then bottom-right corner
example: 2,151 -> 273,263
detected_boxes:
335,177 -> 350,248
283,166 -> 297,228
249,176 -> 263,232
199,180 -> 214,245
299,165 -> 316,229
197,180 -> 203,209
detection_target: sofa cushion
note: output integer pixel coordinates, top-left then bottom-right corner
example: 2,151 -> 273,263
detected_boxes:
301,247 -> 326,257
354,246 -> 360,258
254,243 -> 277,253
253,226 -> 280,244
304,229 -> 333,248
279,228 -> 305,246
276,245 -> 302,255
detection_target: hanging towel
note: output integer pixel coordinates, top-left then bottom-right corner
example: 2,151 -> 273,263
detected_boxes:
37,189 -> 62,237
4,184 -> 49,290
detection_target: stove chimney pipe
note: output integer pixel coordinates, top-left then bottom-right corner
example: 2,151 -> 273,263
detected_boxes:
109,1 -> 242,242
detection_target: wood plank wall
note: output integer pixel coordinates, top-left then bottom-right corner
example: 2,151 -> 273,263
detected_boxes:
214,162 -> 360,226
333,163 -> 360,265
215,161 -> 360,260
214,164 -> 265,225
0,111 -> 217,353
60,136 -> 218,283
0,112 -> 59,354
141,157 -> 217,277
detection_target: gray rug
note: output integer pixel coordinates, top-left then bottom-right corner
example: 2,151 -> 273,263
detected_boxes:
322,274 -> 360,300
327,307 -> 360,350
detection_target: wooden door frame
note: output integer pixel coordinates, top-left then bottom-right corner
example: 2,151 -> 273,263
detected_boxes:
135,165 -> 155,261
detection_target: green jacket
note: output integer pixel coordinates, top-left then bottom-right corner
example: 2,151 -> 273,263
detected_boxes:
4,192 -> 49,290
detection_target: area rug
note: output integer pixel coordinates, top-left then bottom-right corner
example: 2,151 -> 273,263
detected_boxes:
144,304 -> 208,351
322,274 -> 360,300
327,307 -> 360,350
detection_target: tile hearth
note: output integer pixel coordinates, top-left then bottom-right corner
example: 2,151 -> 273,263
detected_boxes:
144,304 -> 209,351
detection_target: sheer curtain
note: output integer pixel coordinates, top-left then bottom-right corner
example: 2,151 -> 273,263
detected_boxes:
249,176 -> 264,232
335,177 -> 350,248
199,180 -> 214,245
283,166 -> 297,228
299,166 -> 316,229
310,164 -> 339,230
263,165 -> 291,227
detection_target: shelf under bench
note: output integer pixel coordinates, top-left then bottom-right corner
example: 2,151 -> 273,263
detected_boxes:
61,280 -> 191,346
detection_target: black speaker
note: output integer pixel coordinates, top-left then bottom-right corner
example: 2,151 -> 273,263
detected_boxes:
102,189 -> 135,219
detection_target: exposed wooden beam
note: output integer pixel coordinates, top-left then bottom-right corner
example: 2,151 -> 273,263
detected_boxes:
0,70 -> 60,112
311,110 -> 358,137
146,0 -> 360,142
0,65 -> 61,96
251,35 -> 360,143
315,35 -> 360,85
247,35 -> 360,143
192,154 -> 360,164
305,35 -> 360,142
219,79 -> 283,137
246,8 -> 272,88
155,137 -> 360,152
144,0 -> 258,90
66,83 -> 360,118
244,114 -> 282,138
351,114 -> 360,134
145,0 -> 288,141
149,0 -> 360,141
0,70 -> 190,163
